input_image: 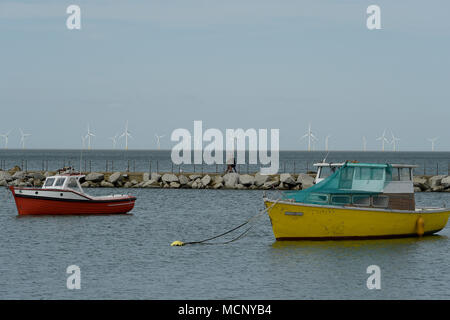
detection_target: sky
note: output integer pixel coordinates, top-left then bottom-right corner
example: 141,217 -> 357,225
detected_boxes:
0,0 -> 449,151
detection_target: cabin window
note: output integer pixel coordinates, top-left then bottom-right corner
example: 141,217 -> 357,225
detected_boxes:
352,195 -> 371,206
307,193 -> 329,204
399,168 -> 411,181
54,177 -> 66,187
372,195 -> 389,208
44,178 -> 55,187
319,166 -> 336,179
391,168 -> 412,181
355,167 -> 372,180
67,178 -> 79,190
331,195 -> 351,205
339,167 -> 354,189
370,168 -> 384,180
391,168 -> 400,181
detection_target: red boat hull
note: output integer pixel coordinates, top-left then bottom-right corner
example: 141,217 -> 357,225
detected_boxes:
10,187 -> 136,215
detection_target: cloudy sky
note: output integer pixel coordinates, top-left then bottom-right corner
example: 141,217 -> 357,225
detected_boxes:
0,0 -> 449,150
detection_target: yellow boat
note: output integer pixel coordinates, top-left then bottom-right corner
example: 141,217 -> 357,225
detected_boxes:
264,162 -> 450,240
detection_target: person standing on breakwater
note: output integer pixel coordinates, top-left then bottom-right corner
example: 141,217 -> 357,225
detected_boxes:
225,156 -> 237,173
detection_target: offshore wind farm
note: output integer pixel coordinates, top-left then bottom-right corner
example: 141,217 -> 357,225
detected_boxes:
0,122 -> 445,152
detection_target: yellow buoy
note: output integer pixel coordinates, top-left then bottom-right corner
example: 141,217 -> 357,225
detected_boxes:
171,240 -> 185,246
416,217 -> 425,236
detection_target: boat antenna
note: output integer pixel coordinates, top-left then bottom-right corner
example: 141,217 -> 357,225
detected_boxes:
322,151 -> 330,163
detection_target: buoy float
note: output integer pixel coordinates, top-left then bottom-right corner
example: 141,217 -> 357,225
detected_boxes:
416,217 -> 425,236
171,240 -> 185,246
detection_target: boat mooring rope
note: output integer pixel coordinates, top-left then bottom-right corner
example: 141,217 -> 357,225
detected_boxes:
171,198 -> 281,247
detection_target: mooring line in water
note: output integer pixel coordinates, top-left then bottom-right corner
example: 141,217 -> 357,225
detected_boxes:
171,198 -> 281,247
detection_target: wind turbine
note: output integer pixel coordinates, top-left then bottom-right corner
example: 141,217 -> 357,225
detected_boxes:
428,137 -> 439,152
19,129 -> 31,149
391,132 -> 400,151
109,134 -> 119,149
85,124 -> 95,150
325,135 -> 332,151
300,123 -> 318,152
362,136 -> 367,151
120,120 -> 132,150
0,130 -> 11,149
376,129 -> 389,152
155,134 -> 165,150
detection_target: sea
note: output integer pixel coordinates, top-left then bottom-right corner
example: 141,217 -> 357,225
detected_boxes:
1,150 -> 450,299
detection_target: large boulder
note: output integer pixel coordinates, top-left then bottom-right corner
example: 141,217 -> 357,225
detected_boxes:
429,175 -> 446,188
133,182 -> 145,188
170,182 -> 181,188
151,173 -> 161,182
161,173 -> 178,183
143,180 -> 161,188
143,173 -> 150,182
212,182 -> 223,189
441,176 -> 450,188
0,171 -> 12,182
85,172 -> 104,182
123,182 -> 133,188
201,175 -> 212,186
280,173 -> 296,186
262,180 -> 279,189
108,172 -> 123,184
431,185 -> 445,192
100,181 -> 115,188
27,172 -> 45,181
81,181 -> 90,188
178,175 -> 189,185
297,173 -> 314,189
0,179 -> 7,187
189,174 -> 202,181
32,179 -> 42,187
212,175 -> 224,185
413,176 -> 430,191
12,171 -> 25,180
277,182 -> 288,190
239,174 -> 255,186
254,173 -> 269,187
223,173 -> 239,188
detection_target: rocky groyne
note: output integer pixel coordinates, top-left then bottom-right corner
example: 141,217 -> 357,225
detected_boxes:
1,167 -> 450,192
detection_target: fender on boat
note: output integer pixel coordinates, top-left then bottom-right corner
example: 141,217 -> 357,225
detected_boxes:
416,217 -> 425,236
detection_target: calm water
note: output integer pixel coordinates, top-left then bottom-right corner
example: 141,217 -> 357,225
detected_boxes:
1,188 -> 450,299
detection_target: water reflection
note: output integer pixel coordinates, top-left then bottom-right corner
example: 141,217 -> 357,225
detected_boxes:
270,234 -> 448,250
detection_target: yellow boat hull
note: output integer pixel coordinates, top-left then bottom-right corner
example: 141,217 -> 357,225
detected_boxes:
264,199 -> 450,240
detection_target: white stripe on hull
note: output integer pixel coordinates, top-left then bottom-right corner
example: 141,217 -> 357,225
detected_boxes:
15,189 -> 88,200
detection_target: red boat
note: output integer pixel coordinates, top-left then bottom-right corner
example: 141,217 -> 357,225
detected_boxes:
9,171 -> 136,215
